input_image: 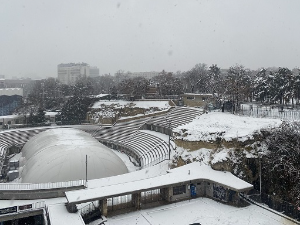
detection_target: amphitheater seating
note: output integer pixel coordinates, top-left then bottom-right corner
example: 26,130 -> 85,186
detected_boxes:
95,107 -> 202,167
97,118 -> 148,141
0,128 -> 51,157
0,127 -> 53,173
119,131 -> 171,167
146,107 -> 202,129
0,107 -> 202,171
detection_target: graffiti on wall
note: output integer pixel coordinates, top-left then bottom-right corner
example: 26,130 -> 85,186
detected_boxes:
213,184 -> 227,202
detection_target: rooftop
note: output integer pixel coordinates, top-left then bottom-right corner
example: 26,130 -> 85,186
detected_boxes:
66,162 -> 253,204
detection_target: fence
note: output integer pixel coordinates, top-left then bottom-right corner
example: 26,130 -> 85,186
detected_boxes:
0,180 -> 86,190
0,201 -> 45,216
248,193 -> 300,221
141,189 -> 162,205
239,106 -> 300,121
107,194 -> 132,212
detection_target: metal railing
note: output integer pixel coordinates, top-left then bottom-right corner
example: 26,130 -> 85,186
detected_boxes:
0,201 -> 45,215
78,201 -> 99,217
0,180 -> 86,190
244,192 -> 300,222
239,107 -> 300,121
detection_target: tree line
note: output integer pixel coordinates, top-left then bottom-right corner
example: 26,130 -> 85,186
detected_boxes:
24,64 -> 300,110
20,64 -> 300,123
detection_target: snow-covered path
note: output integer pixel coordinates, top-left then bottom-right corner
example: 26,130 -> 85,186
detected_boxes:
103,198 -> 296,225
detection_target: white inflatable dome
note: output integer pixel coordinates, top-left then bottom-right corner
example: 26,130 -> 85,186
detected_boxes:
20,128 -> 128,183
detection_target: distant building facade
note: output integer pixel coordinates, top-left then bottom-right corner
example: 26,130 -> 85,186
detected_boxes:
182,93 -> 215,108
0,78 -> 34,97
115,71 -> 160,81
128,72 -> 160,80
89,67 -> 100,78
0,88 -> 23,116
57,63 -> 100,85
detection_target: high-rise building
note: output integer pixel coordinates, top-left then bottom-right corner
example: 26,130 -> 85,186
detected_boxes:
57,63 -> 91,85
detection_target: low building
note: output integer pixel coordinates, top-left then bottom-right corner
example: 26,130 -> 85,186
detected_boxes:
182,93 -> 215,108
0,88 -> 23,116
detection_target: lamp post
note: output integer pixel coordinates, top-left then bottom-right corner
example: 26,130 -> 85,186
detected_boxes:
86,155 -> 88,183
258,153 -> 262,196
165,118 -> 171,160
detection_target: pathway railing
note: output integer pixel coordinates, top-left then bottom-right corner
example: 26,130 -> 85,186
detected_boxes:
0,180 -> 86,190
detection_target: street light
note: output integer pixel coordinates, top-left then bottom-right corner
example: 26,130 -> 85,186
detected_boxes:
258,152 -> 263,196
165,118 -> 171,160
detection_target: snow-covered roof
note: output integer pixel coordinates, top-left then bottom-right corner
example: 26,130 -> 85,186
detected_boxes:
66,162 -> 253,204
20,128 -> 128,183
95,93 -> 110,98
0,88 -> 23,96
45,111 -> 59,116
48,204 -> 85,225
183,93 -> 213,96
0,114 -> 20,119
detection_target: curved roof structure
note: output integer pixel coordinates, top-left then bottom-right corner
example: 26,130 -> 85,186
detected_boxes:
20,128 -> 128,183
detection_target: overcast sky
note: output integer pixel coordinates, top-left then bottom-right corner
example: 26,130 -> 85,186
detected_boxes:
1,0 -> 300,79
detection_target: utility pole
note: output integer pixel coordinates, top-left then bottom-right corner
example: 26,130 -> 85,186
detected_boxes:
86,155 -> 88,183
259,154 -> 262,196
168,122 -> 171,160
165,118 -> 171,160
41,82 -> 44,109
257,152 -> 262,199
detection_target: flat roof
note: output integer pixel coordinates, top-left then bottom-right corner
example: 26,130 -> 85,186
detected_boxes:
183,93 -> 213,96
48,204 -> 85,225
66,163 -> 253,204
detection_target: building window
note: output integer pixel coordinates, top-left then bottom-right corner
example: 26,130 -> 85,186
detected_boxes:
187,96 -> 194,100
173,185 -> 186,195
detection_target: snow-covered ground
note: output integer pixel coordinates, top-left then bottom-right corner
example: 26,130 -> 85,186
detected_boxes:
1,109 -> 297,224
92,100 -> 171,110
90,100 -> 172,122
174,112 -> 282,142
90,198 -> 296,225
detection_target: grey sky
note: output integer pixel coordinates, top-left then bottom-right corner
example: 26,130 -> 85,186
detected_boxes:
1,0 -> 300,79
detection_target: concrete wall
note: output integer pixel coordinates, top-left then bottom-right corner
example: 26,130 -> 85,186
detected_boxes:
169,183 -> 194,202
166,180 -> 244,207
196,181 -> 205,196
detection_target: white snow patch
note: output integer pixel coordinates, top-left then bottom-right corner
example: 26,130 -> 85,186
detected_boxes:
174,112 -> 282,142
175,147 -> 212,166
105,198 -> 293,225
211,149 -> 229,164
92,100 -> 171,110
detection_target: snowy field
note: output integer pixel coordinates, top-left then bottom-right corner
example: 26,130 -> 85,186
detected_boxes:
90,198 -> 296,225
174,112 -> 282,142
92,100 -> 171,110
